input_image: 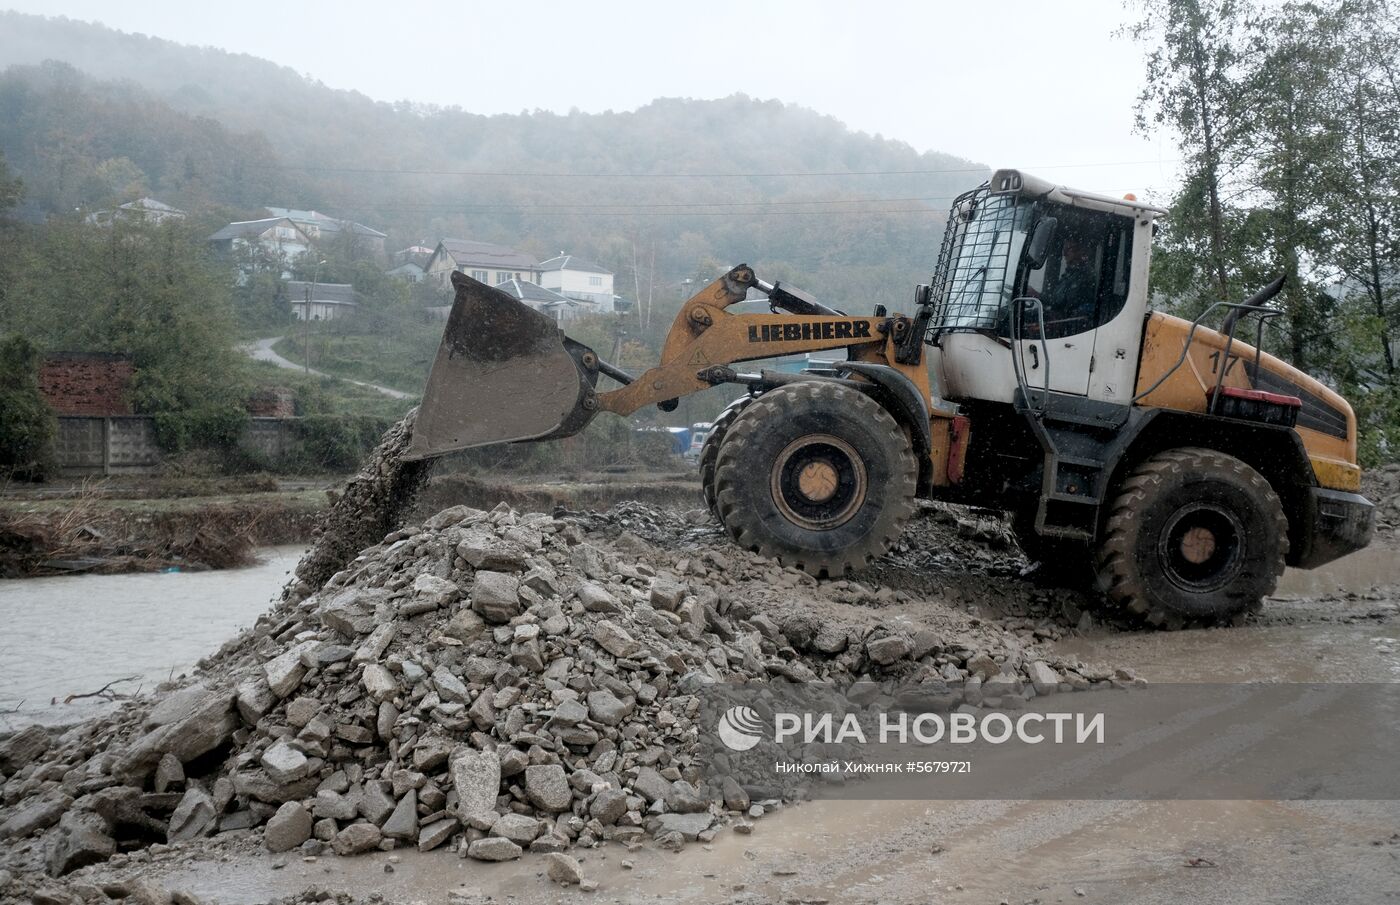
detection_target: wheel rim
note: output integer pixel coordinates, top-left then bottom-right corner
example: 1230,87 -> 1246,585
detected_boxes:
769,434 -> 867,530
1156,502 -> 1245,592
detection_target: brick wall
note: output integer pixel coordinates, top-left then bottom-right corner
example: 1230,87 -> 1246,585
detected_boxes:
246,387 -> 296,418
38,352 -> 135,416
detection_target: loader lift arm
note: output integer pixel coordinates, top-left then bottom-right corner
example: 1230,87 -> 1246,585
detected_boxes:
595,264 -> 902,416
405,265 -> 928,460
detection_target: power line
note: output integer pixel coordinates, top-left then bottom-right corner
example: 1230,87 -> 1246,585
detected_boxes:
312,189 -> 1141,219
251,159 -> 1179,179
339,207 -> 950,218
351,194 -> 960,211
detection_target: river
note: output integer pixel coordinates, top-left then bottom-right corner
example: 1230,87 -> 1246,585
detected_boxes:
0,545 -> 304,731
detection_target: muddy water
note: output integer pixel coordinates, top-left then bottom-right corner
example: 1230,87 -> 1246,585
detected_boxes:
1276,545 -> 1400,597
0,546 -> 304,730
1054,547 -> 1400,684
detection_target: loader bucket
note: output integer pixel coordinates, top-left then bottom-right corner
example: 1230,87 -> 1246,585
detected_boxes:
404,272 -> 597,461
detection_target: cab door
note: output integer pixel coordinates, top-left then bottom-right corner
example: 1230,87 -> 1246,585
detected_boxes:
1013,208 -> 1134,398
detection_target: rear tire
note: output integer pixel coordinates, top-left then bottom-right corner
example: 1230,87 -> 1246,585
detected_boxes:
1096,447 -> 1287,629
713,381 -> 917,577
699,395 -> 753,526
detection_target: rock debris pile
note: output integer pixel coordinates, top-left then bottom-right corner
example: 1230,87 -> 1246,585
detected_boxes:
1366,464 -> 1400,543
0,497 -> 1125,897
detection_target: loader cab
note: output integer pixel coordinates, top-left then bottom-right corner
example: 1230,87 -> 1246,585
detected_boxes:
928,169 -> 1163,406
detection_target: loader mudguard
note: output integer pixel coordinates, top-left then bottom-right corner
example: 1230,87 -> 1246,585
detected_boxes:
1097,406 -> 1370,567
837,361 -> 934,494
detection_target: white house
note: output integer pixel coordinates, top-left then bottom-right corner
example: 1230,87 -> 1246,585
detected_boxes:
496,278 -> 593,323
538,254 -> 615,313
87,197 -> 187,227
208,217 -> 313,278
424,239 -> 540,288
385,245 -> 433,282
385,261 -> 426,282
284,280 -> 358,321
264,207 -> 388,256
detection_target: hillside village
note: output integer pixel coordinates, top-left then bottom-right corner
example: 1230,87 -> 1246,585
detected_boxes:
191,200 -> 621,324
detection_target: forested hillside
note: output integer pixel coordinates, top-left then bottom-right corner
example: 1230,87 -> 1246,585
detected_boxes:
0,11 -> 983,306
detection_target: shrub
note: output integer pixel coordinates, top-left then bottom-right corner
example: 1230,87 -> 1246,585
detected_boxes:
0,334 -> 55,481
152,404 -> 250,454
292,415 -> 392,471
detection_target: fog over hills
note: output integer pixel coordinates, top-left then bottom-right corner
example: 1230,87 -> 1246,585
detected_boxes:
0,10 -> 988,304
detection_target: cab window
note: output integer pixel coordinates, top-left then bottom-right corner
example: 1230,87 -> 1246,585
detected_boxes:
1014,206 -> 1133,339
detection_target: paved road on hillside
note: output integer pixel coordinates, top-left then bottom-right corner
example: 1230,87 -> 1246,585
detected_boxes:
240,336 -> 414,400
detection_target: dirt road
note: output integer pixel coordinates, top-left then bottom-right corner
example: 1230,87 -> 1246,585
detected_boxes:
241,336 -> 415,400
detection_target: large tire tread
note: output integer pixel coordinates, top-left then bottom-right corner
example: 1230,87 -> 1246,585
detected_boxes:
712,381 -> 917,577
1096,447 -> 1287,630
699,395 -> 753,525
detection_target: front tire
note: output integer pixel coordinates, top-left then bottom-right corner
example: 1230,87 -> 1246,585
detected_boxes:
699,395 -> 753,526
713,381 -> 917,577
1096,447 -> 1288,629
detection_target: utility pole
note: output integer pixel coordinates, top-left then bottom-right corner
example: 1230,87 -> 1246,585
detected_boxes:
305,258 -> 326,374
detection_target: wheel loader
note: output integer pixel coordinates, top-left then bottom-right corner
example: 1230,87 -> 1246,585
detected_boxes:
406,169 -> 1375,629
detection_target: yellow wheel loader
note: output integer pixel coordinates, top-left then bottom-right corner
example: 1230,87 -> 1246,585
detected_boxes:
406,169 -> 1374,629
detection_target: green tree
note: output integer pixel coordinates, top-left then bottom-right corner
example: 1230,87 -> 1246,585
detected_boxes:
1236,1 -> 1344,370
0,150 -> 20,214
0,218 -> 250,432
0,334 -> 55,480
1318,0 -> 1400,378
1128,0 -> 1251,305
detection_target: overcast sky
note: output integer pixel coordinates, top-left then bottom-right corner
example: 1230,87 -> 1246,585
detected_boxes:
3,0 -> 1180,200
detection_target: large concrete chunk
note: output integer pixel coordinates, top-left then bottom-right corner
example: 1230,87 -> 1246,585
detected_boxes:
631,766 -> 671,803
442,608 -> 488,643
653,811 -> 713,841
46,809 -> 116,877
403,574 -> 459,616
361,664 -> 398,703
319,588 -> 386,636
113,690 -> 238,783
432,666 -> 469,704
586,689 -> 630,726
471,571 -> 521,623
0,795 -> 70,839
332,821 -> 382,855
417,817 -> 458,851
353,623 -> 397,664
235,676 -> 276,724
167,787 -> 216,842
865,634 -> 914,665
467,836 -> 521,861
0,724 -> 51,772
145,683 -> 213,728
260,739 -> 310,784
545,852 -> 583,886
264,801 -> 313,852
231,770 -> 319,804
577,582 -> 620,613
382,789 -> 418,841
1028,661 -> 1062,695
456,529 -> 528,572
490,813 -> 540,845
450,748 -> 500,828
592,620 -> 640,659
524,764 -> 571,812
264,641 -> 320,699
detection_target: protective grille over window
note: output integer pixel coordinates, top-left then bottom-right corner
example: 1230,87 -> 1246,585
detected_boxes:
928,184 -> 1027,336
